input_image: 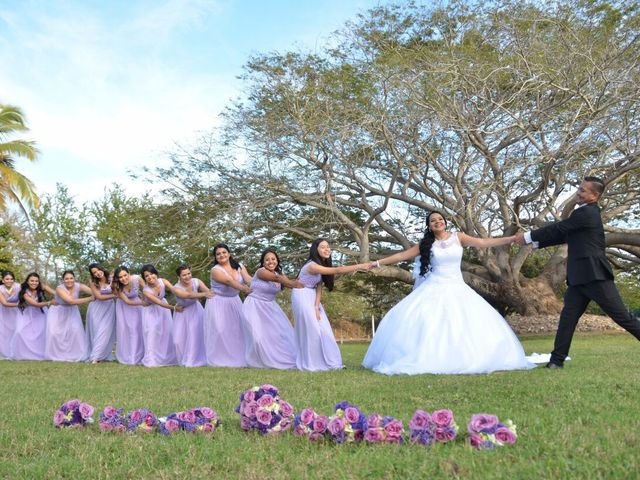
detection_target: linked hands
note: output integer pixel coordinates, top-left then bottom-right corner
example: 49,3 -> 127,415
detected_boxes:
513,232 -> 527,246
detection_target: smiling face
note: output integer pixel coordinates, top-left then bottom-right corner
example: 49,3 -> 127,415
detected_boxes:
63,272 -> 75,288
215,247 -> 230,265
27,275 -> 40,291
316,241 -> 331,260
179,268 -> 192,284
575,180 -> 601,206
2,273 -> 14,289
428,212 -> 447,234
263,252 -> 279,272
117,270 -> 130,286
142,270 -> 158,285
90,268 -> 104,281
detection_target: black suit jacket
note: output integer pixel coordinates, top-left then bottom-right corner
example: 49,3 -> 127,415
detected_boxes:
531,203 -> 614,286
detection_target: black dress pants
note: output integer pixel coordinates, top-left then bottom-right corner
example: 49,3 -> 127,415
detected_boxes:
550,280 -> 640,365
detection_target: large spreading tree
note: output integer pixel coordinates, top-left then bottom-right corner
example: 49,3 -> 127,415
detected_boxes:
145,0 -> 640,315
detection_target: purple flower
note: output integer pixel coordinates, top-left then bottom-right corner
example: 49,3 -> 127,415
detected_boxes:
434,426 -> 457,443
366,413 -> 383,429
256,409 -> 273,426
165,419 -> 180,432
240,416 -> 254,431
78,403 -> 94,420
344,407 -> 361,424
364,428 -> 385,443
279,401 -> 294,418
103,406 -> 118,418
243,401 -> 259,418
313,415 -> 328,433
432,409 -> 454,428
257,395 -> 274,408
495,426 -> 517,444
53,411 -> 65,427
409,410 -> 432,431
300,408 -> 315,425
468,414 -> 499,434
383,419 -> 404,439
327,417 -> 346,436
243,390 -> 256,402
199,407 -> 215,419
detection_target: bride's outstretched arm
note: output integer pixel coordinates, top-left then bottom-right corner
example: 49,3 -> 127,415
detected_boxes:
374,244 -> 420,267
458,232 -> 515,249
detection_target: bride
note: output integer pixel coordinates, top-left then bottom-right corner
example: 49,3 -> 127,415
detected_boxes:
362,211 -> 535,375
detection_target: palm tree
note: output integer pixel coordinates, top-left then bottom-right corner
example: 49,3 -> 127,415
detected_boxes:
0,103 -> 40,215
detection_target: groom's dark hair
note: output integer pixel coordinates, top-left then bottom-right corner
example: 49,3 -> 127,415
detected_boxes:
584,176 -> 605,196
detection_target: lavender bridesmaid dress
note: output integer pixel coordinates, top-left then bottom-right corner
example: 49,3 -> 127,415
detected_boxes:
242,269 -> 296,369
203,265 -> 248,367
0,284 -> 20,359
45,283 -> 88,362
86,284 -> 116,362
115,275 -> 144,365
11,293 -> 47,361
291,262 -> 343,371
173,279 -> 206,367
141,280 -> 177,367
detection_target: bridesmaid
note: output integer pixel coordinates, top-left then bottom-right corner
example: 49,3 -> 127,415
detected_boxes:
243,249 -> 302,369
86,263 -> 116,363
12,273 -> 56,360
112,266 -> 145,365
203,243 -> 252,367
0,270 -> 20,359
173,264 -> 213,367
45,270 -> 94,362
292,239 -> 368,371
140,264 -> 179,367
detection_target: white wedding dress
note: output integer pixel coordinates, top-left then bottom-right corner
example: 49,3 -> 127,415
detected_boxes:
362,232 -> 536,375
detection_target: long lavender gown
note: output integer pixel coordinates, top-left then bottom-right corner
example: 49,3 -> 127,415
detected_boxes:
11,292 -> 47,361
45,283 -> 88,362
115,275 -> 144,365
173,279 -> 206,367
242,269 -> 296,369
203,265 -> 248,367
291,262 -> 343,371
86,284 -> 116,362
0,284 -> 20,359
141,280 -> 177,367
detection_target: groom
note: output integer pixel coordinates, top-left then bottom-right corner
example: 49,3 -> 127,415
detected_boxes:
515,176 -> 640,368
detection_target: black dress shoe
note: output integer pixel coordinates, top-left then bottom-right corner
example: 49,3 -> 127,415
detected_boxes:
545,362 -> 563,369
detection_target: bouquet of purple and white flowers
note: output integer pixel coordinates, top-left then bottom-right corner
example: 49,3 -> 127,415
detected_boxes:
467,414 -> 517,449
363,413 -> 404,444
409,409 -> 459,446
98,406 -> 127,432
326,401 -> 367,444
53,399 -> 94,428
293,407 -> 329,441
159,407 -> 221,435
235,384 -> 294,435
127,408 -> 158,433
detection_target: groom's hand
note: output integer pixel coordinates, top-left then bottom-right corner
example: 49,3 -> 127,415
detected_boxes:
514,232 -> 526,246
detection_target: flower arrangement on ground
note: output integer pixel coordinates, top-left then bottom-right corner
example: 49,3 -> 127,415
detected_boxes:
98,406 -> 127,432
53,399 -> 94,428
409,409 -> 459,446
326,401 -> 367,444
235,384 -> 294,434
293,407 -> 329,441
467,414 -> 517,449
127,408 -> 158,433
159,407 -> 221,434
363,413 -> 404,444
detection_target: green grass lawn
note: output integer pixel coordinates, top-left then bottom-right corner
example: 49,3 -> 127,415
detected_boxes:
1,332 -> 639,479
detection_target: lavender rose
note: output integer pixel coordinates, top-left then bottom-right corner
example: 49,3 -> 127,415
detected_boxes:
468,414 -> 499,434
364,428 -> 385,443
409,410 -> 432,431
344,407 -> 361,424
256,409 -> 273,426
279,401 -> 294,418
432,409 -> 454,428
327,417 -> 346,436
79,403 -> 94,420
300,408 -> 315,425
495,426 -> 517,444
313,415 -> 329,433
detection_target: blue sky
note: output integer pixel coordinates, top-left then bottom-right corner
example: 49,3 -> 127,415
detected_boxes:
0,0 -> 392,203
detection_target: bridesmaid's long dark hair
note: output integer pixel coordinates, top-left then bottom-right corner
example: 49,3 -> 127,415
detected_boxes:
112,266 -> 130,294
306,238 -> 334,291
18,272 -> 46,312
419,211 -> 447,277
260,248 -> 283,291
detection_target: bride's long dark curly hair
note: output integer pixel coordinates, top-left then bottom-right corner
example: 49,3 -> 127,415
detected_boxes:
418,211 -> 447,277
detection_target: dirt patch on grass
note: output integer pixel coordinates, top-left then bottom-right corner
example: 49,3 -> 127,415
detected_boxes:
333,314 -> 627,340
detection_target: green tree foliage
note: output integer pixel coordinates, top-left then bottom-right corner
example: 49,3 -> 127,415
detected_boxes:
0,103 -> 40,216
